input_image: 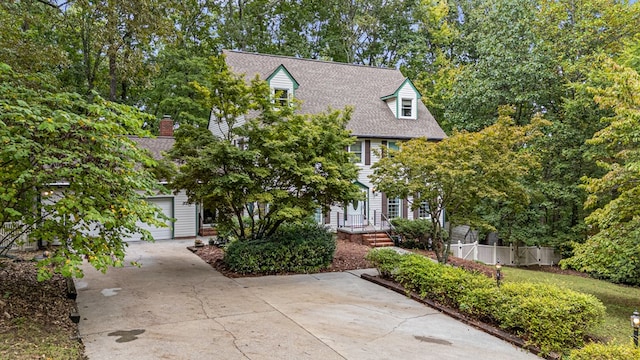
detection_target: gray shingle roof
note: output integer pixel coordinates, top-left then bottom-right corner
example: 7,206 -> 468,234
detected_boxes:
223,50 -> 446,140
129,136 -> 175,160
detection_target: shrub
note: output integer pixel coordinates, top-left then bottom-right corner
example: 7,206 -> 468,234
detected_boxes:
393,254 -> 494,308
495,282 -> 605,354
223,223 -> 335,274
365,248 -> 402,278
390,218 -> 432,247
366,251 -> 606,355
568,342 -> 640,360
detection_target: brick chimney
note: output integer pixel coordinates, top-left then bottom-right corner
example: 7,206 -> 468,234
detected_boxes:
159,115 -> 174,137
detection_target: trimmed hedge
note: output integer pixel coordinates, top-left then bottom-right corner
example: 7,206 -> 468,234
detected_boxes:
568,342 -> 640,360
366,248 -> 606,355
223,223 -> 336,274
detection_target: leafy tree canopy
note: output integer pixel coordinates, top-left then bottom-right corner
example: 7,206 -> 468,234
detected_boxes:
562,57 -> 640,284
0,64 -> 167,280
370,107 -> 549,263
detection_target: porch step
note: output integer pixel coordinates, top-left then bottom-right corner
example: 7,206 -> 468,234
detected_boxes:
199,227 -> 217,237
362,233 -> 395,248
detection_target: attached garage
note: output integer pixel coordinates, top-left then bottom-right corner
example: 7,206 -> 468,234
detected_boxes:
125,197 -> 173,242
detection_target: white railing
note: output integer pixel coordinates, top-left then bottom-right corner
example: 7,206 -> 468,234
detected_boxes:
452,241 -> 561,266
0,222 -> 37,252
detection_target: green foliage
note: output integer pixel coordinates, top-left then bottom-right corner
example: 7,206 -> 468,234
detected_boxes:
223,223 -> 335,274
0,64 -> 167,279
367,252 -> 606,355
170,55 -> 361,240
562,59 -> 640,284
390,218 -> 432,246
393,254 -> 494,308
494,282 -> 605,354
365,248 -> 403,278
143,48 -> 214,132
371,109 -> 548,263
568,342 -> 640,360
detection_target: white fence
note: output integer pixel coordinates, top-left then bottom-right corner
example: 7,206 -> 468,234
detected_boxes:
452,241 -> 561,266
0,222 -> 37,252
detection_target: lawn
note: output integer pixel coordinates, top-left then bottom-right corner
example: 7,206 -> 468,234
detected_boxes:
502,266 -> 640,345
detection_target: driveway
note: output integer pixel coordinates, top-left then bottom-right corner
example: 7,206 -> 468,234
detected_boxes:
75,240 -> 539,360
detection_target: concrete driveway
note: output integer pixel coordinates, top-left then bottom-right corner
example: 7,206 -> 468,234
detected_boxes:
75,240 -> 539,360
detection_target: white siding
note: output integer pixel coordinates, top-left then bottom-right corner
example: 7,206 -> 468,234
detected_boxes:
398,82 -> 417,119
173,190 -> 197,238
269,69 -> 294,96
386,98 -> 397,117
209,114 -> 245,139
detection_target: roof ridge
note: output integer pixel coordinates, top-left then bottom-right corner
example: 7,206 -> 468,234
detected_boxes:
222,49 -> 400,72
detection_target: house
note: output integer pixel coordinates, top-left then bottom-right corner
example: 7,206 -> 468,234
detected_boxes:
127,116 -> 198,241
208,50 -> 447,242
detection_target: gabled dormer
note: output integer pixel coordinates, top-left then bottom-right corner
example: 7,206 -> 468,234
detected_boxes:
266,64 -> 299,106
380,78 -> 421,120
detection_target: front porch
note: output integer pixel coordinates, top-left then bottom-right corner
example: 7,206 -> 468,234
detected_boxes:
334,212 -> 396,248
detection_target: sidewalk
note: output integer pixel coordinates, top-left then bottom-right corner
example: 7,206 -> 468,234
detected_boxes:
75,240 -> 540,359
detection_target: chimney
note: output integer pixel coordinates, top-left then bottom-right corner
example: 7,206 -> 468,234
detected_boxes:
159,115 -> 174,137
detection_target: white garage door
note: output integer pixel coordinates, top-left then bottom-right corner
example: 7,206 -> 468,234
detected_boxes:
126,197 -> 173,242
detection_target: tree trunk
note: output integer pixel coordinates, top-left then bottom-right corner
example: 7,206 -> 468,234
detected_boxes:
109,48 -> 117,101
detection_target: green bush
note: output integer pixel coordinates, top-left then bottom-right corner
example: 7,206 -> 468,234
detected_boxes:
495,282 -> 605,354
366,251 -> 606,355
568,342 -> 640,360
393,253 -> 493,308
390,218 -> 432,247
223,223 -> 335,274
365,248 -> 403,278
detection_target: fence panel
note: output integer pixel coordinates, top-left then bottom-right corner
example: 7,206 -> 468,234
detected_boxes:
0,222 -> 36,252
454,241 -> 559,266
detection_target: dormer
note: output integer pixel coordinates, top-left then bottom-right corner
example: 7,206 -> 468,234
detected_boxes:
266,64 -> 299,106
380,78 -> 421,120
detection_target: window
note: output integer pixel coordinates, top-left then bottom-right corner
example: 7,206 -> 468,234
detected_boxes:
274,88 -> 289,106
388,197 -> 401,219
401,99 -> 412,117
418,201 -> 430,219
314,208 -> 323,224
348,141 -> 363,163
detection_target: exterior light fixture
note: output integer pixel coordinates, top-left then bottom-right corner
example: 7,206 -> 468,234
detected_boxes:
631,310 -> 640,347
495,261 -> 502,287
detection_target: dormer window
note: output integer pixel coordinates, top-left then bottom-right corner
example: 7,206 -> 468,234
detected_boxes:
380,78 -> 421,120
275,88 -> 289,106
401,99 -> 412,117
267,64 -> 299,108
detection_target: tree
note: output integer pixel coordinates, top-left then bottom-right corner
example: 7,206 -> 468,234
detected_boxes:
562,58 -> 640,284
169,56 -> 361,240
0,1 -> 67,76
370,108 -> 548,263
141,48 -> 214,132
0,64 -> 167,280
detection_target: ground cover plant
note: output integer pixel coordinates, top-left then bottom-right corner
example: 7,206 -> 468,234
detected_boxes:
366,248 -> 606,355
502,266 -> 640,346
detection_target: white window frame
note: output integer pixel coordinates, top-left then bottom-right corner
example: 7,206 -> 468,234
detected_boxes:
401,98 -> 413,118
418,201 -> 430,219
274,88 -> 289,106
388,197 -> 401,219
348,141 -> 363,164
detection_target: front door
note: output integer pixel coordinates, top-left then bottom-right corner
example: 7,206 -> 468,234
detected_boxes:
346,187 -> 368,227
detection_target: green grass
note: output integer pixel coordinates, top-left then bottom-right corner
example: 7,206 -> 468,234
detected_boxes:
502,267 -> 640,344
